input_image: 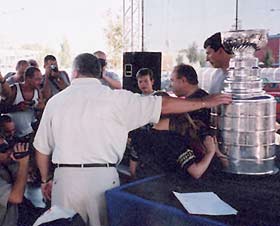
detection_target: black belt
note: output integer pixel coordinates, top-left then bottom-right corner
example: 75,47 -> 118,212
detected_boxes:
54,163 -> 116,168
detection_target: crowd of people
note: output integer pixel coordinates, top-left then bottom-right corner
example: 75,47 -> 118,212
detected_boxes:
0,34 -> 234,226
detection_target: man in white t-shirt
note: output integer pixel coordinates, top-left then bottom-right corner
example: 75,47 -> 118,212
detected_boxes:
34,53 -> 231,226
203,32 -> 233,94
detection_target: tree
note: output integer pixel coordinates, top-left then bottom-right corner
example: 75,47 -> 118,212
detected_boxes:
104,10 -> 123,70
263,50 -> 274,67
58,38 -> 71,68
198,49 -> 207,67
186,42 -> 199,63
175,54 -> 184,65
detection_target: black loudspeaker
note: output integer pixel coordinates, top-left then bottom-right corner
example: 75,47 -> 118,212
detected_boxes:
123,52 -> 162,93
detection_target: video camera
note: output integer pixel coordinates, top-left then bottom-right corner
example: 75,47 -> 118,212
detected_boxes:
0,142 -> 30,160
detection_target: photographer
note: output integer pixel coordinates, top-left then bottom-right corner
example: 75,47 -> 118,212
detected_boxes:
6,67 -> 44,141
41,55 -> 70,101
0,136 -> 30,226
93,51 -> 121,89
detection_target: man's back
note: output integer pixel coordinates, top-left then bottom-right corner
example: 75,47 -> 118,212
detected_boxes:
35,78 -> 161,164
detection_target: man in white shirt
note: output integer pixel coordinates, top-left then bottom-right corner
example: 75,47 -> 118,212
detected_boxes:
34,53 -> 231,226
203,32 -> 233,94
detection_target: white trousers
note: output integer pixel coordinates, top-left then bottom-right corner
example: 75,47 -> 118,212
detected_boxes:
52,167 -> 120,226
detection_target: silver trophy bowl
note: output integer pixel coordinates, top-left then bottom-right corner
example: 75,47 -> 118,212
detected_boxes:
214,29 -> 278,175
222,29 -> 268,53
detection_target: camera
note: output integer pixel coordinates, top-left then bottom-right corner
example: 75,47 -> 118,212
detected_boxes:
98,59 -> 107,68
0,142 -> 30,159
50,64 -> 58,72
28,100 -> 36,107
13,150 -> 30,159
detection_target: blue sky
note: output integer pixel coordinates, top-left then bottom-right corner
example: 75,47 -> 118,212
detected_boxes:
0,0 -> 279,55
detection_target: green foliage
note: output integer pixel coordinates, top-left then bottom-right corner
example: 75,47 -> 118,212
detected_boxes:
58,38 -> 71,68
263,50 -> 274,67
104,10 -> 123,69
186,42 -> 199,63
177,42 -> 206,67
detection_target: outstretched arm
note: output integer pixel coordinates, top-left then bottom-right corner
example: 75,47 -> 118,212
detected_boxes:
161,94 -> 231,115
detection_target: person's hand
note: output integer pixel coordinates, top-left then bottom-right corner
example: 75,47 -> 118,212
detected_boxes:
45,65 -> 52,77
35,97 -> 45,110
15,101 -> 30,111
41,180 -> 52,201
203,136 -> 216,154
202,94 -> 232,108
275,122 -> 280,132
10,143 -> 30,163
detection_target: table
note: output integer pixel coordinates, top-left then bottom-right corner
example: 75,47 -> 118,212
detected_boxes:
106,169 -> 280,226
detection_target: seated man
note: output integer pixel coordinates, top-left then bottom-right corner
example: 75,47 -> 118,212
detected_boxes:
171,63 -> 211,127
0,136 -> 29,225
130,91 -> 218,179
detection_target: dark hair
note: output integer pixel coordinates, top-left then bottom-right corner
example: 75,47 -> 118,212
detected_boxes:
203,32 -> 233,54
153,91 -> 169,97
16,60 -> 28,70
73,53 -> 101,78
136,68 -> 154,80
93,50 -> 106,56
174,64 -> 198,85
25,66 -> 41,79
44,55 -> 57,64
28,59 -> 39,67
0,115 -> 12,127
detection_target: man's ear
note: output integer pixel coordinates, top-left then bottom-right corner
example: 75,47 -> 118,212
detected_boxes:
72,69 -> 78,79
151,79 -> 154,85
181,76 -> 187,84
218,47 -> 225,54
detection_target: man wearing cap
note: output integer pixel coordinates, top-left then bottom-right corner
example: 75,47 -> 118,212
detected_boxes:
204,32 -> 233,94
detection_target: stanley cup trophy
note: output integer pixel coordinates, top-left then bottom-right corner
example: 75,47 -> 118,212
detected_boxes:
216,29 -> 279,175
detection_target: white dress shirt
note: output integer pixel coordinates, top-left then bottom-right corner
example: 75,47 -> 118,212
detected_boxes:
33,78 -> 162,164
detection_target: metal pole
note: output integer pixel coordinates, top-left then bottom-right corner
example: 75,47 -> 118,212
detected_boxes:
141,0 -> 144,51
235,0 -> 239,30
278,37 -> 280,67
123,0 -> 125,52
131,0 -> 133,51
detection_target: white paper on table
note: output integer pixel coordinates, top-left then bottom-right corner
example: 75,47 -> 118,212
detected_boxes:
173,191 -> 238,216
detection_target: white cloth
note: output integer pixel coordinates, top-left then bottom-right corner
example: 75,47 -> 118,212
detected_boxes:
9,83 -> 38,137
33,205 -> 76,226
33,78 -> 161,164
51,167 -> 119,226
209,69 -> 227,94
